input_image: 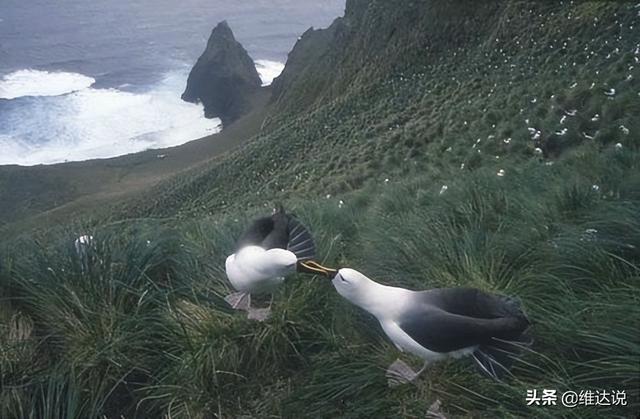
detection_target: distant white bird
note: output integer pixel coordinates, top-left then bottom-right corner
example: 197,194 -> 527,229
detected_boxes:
74,235 -> 93,253
225,206 -> 335,321
331,269 -> 532,386
74,235 -> 94,273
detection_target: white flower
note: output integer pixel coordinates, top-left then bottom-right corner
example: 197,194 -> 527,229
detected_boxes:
604,88 -> 616,96
565,109 -> 577,116
445,146 -> 452,152
439,185 -> 448,195
497,169 -> 506,177
534,147 -> 543,154
615,142 -> 623,150
460,163 -> 465,170
583,132 -> 595,140
560,115 -> 567,124
384,178 -> 389,183
620,125 -> 630,135
545,161 -> 554,166
326,194 -> 332,199
338,200 -> 344,208
555,128 -> 568,136
503,138 -> 511,144
592,184 -> 600,192
531,97 -> 537,103
591,113 -> 600,122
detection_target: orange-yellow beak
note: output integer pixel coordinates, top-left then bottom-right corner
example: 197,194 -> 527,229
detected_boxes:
297,260 -> 338,278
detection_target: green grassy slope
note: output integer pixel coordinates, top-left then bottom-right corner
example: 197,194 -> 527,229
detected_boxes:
1,1 -> 639,418
115,1 -> 639,221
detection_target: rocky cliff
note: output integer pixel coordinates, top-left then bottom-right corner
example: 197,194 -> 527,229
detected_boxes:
182,21 -> 261,124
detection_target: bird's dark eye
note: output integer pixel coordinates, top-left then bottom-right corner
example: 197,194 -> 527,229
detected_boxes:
341,277 -> 347,283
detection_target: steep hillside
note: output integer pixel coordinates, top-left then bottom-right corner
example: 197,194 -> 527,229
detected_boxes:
0,1 -> 639,418
118,0 -> 638,220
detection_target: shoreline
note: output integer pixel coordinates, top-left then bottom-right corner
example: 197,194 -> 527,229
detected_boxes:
0,87 -> 271,230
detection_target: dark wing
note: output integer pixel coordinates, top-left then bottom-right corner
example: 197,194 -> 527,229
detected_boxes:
417,288 -> 529,321
285,215 -> 316,261
235,208 -> 317,261
398,305 -> 529,353
235,216 -> 275,250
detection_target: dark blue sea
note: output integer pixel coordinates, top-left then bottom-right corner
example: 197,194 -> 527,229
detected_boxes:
0,0 -> 343,165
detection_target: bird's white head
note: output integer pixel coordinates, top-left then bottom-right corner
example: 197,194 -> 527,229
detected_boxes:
332,268 -> 379,306
332,268 -> 408,319
226,246 -> 298,291
264,248 -> 298,275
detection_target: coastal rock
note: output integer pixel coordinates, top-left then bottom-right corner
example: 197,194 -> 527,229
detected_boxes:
182,21 -> 261,124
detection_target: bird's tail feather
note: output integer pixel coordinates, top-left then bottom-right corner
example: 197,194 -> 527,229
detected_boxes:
286,217 -> 316,261
473,330 -> 533,381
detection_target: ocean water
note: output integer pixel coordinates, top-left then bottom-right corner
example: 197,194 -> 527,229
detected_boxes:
0,0 -> 343,165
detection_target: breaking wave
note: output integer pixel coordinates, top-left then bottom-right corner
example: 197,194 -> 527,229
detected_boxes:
0,69 -> 221,166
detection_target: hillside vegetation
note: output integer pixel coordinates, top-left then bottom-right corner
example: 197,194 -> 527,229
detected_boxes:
1,1 -> 639,418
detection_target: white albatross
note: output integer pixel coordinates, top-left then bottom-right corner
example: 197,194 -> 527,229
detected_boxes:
225,205 -> 336,321
331,268 -> 532,386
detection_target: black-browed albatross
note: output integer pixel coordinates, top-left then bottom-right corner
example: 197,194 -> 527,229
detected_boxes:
225,205 -> 336,321
331,268 -> 532,385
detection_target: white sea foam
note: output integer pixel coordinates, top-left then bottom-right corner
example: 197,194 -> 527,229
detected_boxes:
0,69 -> 221,166
0,69 -> 96,99
254,59 -> 285,86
